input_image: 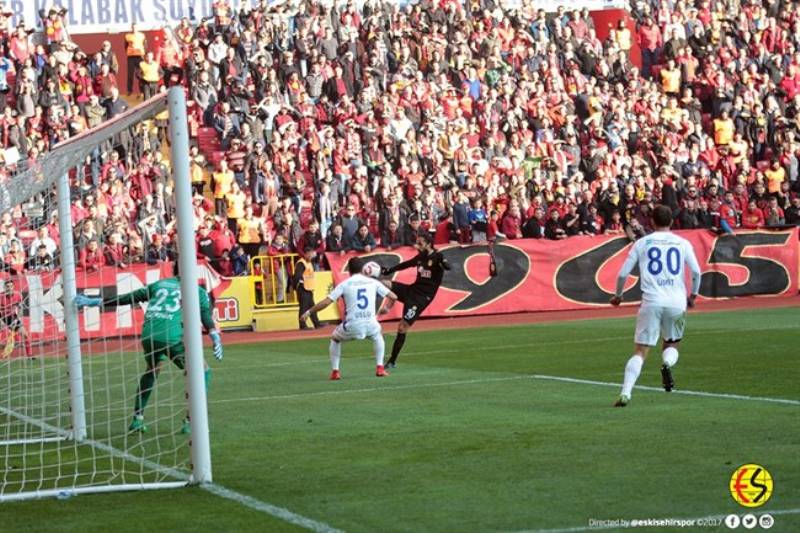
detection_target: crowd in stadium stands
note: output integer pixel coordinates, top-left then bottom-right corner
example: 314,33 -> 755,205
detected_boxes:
2,0 -> 800,277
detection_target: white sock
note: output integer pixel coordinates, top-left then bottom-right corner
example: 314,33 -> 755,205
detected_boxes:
662,347 -> 679,368
373,335 -> 385,367
621,355 -> 644,398
329,340 -> 341,371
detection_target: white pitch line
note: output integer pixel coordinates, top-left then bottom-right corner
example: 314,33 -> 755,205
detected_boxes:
216,323 -> 797,373
211,375 -> 533,403
531,375 -> 800,406
210,373 -> 800,406
201,483 -> 344,533
516,508 -> 800,533
0,406 -> 342,533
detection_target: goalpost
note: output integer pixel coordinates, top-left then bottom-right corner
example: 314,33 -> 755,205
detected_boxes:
0,87 -> 211,501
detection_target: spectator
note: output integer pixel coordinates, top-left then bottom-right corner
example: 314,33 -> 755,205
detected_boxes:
349,223 -> 376,253
468,198 -> 488,243
230,245 -> 250,276
786,197 -> 800,226
196,224 -> 216,262
29,226 -> 57,258
338,204 -> 362,245
225,181 -> 246,234
124,23 -> 146,95
27,244 -> 55,272
563,204 -> 582,237
79,239 -> 103,272
605,210 -> 625,236
545,210 -> 567,240
522,207 -> 546,239
237,205 -> 265,258
381,220 -> 404,250
103,232 -> 127,268
325,222 -> 347,256
434,212 -> 457,245
765,197 -> 785,227
213,159 -> 234,217
145,234 -> 171,265
741,200 -> 766,229
138,51 -> 161,100
718,192 -> 739,234
267,233 -> 290,304
4,240 -> 25,274
501,206 -> 523,240
297,220 -> 324,270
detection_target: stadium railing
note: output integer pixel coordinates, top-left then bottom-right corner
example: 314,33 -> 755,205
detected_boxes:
249,253 -> 299,308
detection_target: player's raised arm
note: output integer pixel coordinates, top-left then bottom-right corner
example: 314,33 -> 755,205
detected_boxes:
381,253 -> 422,276
74,287 -> 150,308
611,242 -> 640,306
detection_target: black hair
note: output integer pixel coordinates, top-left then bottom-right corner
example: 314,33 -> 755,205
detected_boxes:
652,205 -> 673,228
347,257 -> 363,275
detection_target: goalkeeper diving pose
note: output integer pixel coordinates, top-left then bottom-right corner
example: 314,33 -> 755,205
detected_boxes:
75,264 -> 223,433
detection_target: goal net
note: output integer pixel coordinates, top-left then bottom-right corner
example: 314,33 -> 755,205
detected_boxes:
0,88 -> 211,501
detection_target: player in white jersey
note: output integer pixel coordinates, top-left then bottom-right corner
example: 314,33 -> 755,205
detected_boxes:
301,257 -> 398,380
610,205 -> 702,407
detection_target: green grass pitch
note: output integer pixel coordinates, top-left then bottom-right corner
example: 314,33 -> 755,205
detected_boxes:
3,306 -> 799,532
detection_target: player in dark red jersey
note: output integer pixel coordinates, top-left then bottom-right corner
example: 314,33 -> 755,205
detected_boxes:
0,279 -> 32,358
380,232 -> 450,368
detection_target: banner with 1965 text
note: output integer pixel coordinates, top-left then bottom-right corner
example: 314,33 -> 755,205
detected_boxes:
326,228 -> 800,321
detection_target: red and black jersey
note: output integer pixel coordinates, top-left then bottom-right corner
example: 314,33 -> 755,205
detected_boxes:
386,250 -> 450,299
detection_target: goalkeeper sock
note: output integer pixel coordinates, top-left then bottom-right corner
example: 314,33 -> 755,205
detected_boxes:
662,347 -> 679,368
329,340 -> 341,371
373,335 -> 385,366
388,333 -> 406,364
134,371 -> 157,417
23,336 -> 32,358
204,368 -> 212,390
621,355 -> 644,398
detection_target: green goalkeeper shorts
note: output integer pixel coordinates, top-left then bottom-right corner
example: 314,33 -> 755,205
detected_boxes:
142,338 -> 186,370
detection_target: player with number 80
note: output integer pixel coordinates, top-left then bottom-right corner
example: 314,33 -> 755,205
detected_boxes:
609,205 -> 702,407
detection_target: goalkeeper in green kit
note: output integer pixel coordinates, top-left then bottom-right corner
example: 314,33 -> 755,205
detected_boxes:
75,264 -> 223,434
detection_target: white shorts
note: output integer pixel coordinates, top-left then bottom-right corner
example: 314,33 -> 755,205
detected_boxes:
332,321 -> 382,342
634,305 -> 686,347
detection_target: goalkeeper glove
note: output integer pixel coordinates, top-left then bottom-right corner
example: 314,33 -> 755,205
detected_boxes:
74,294 -> 102,308
209,330 -> 223,361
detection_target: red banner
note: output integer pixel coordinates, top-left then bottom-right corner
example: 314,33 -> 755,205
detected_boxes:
326,229 -> 799,320
9,262 -> 227,342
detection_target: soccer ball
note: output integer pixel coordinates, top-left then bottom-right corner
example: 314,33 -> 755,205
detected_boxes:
362,261 -> 381,278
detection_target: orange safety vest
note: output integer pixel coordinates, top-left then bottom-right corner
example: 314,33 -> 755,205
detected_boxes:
126,32 -> 146,57
298,258 -> 315,291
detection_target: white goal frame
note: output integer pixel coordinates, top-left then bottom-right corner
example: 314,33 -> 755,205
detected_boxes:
0,87 -> 211,501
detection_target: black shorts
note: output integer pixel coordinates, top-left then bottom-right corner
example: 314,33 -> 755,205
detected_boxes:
1,314 -> 21,331
391,282 -> 433,326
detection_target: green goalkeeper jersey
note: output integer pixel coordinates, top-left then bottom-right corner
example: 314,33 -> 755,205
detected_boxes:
109,277 -> 215,345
